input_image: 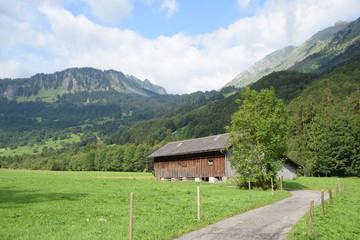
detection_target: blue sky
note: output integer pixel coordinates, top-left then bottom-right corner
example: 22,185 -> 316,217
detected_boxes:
1,0 -> 359,93
121,0 -> 261,38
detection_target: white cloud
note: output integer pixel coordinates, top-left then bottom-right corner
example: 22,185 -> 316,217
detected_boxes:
1,0 -> 360,94
0,60 -> 28,78
160,0 -> 179,18
237,0 -> 252,10
81,0 -> 133,23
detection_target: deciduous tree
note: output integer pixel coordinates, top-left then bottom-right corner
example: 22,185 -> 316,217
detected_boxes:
227,88 -> 290,188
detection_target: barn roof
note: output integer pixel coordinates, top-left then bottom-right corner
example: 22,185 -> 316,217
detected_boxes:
148,133 -> 230,158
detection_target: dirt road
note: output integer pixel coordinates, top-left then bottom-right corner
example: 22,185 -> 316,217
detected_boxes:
175,190 -> 325,240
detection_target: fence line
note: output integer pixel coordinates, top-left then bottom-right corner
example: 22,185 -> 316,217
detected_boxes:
7,180 -> 345,240
305,179 -> 350,239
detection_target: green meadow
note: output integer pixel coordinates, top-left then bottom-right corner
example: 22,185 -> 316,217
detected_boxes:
0,135 -> 80,157
0,169 -> 289,240
285,177 -> 360,240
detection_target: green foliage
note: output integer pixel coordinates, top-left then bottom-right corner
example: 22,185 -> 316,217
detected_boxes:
228,88 -> 290,187
286,177 -> 360,240
287,62 -> 360,177
0,143 -> 156,172
0,88 -> 222,149
110,92 -> 239,145
249,71 -> 317,103
79,133 -> 98,146
0,170 -> 289,240
0,135 -> 79,157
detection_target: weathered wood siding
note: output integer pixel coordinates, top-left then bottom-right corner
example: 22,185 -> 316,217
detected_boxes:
154,151 -> 226,179
277,162 -> 297,180
224,152 -> 238,177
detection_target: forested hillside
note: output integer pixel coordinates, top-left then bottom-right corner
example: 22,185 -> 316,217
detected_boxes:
106,89 -> 238,145
0,75 -> 224,149
248,71 -> 317,103
287,62 -> 360,177
0,93 -> 177,148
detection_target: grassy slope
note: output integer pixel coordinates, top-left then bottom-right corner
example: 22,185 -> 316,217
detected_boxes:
16,89 -> 60,103
0,170 -> 289,240
0,135 -> 80,156
284,177 -> 360,240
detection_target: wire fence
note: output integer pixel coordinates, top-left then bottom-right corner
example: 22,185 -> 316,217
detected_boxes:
307,178 -> 347,240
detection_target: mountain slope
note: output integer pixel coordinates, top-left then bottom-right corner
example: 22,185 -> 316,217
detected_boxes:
0,67 -> 166,101
226,17 -> 360,88
107,70 -> 320,146
287,61 -> 360,176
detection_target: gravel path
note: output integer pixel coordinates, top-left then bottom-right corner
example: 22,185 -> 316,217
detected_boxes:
175,190 -> 326,240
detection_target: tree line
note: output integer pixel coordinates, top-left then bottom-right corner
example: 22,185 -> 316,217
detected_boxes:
0,143 -> 157,172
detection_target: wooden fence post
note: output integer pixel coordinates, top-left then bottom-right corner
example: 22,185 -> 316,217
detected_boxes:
329,189 -> 333,204
278,177 -> 281,190
197,186 -> 201,221
271,178 -> 274,196
337,178 -> 341,195
129,192 -> 134,240
307,199 -> 314,238
321,190 -> 324,215
248,181 -> 252,202
344,181 -> 348,196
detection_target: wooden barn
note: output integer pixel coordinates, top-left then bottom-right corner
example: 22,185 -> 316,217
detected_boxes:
148,133 -> 301,182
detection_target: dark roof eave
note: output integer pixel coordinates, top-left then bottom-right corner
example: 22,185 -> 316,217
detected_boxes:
284,157 -> 304,168
149,148 -> 229,158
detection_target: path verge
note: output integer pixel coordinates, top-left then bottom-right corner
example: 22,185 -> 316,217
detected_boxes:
175,190 -> 326,240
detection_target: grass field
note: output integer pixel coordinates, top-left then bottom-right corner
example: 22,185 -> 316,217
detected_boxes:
0,169 -> 289,240
285,177 -> 360,240
0,135 -> 80,157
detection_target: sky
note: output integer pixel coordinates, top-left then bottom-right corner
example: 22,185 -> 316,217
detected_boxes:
1,0 -> 359,94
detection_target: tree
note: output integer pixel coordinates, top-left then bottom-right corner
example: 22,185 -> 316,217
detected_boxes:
133,144 -> 152,172
122,144 -> 136,172
82,151 -> 95,171
227,88 -> 290,188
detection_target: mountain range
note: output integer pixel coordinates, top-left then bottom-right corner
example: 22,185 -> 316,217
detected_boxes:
0,67 -> 166,101
225,17 -> 360,88
2,17 -> 359,103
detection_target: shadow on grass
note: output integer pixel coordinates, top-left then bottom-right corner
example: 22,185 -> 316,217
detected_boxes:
283,181 -> 308,190
0,187 -> 87,206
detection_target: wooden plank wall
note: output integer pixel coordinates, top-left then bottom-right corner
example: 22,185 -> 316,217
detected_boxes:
154,152 -> 226,179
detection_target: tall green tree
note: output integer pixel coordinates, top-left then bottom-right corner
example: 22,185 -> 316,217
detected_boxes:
82,151 -> 95,171
227,88 -> 290,188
